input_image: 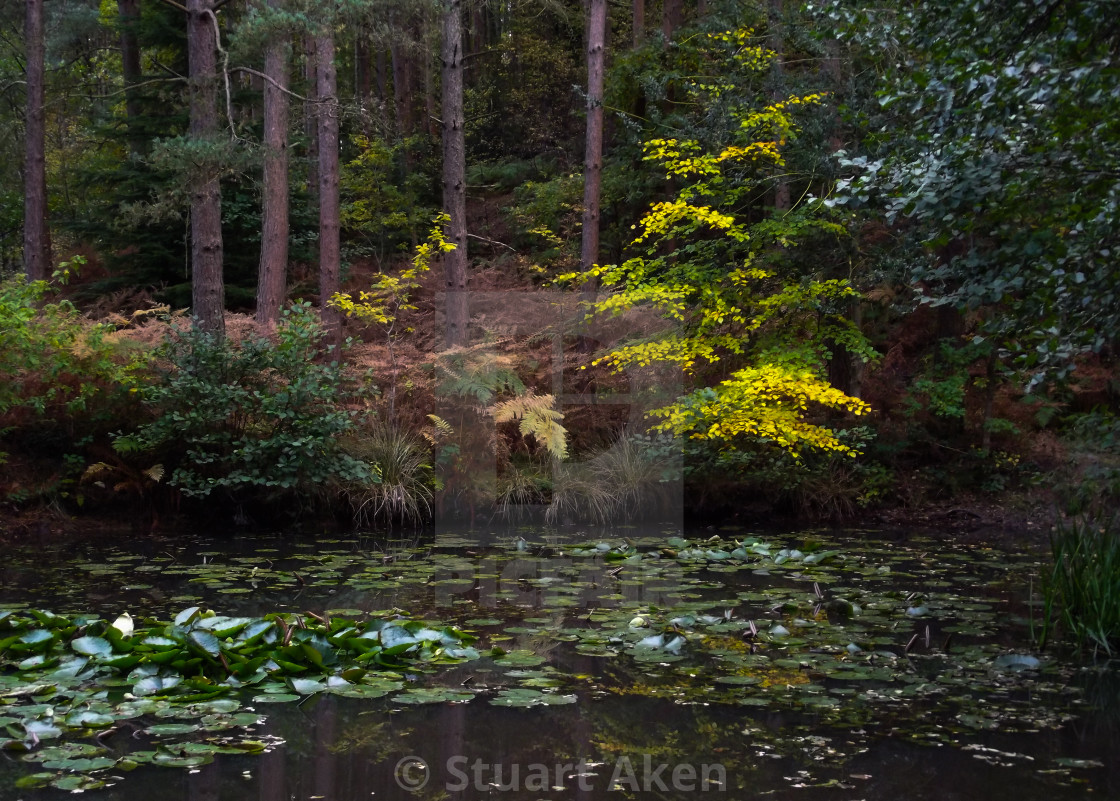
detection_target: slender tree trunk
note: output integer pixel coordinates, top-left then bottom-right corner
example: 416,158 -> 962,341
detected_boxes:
390,19 -> 415,137
257,0 -> 289,331
661,0 -> 682,41
355,28 -> 371,111
187,0 -> 224,335
580,0 -> 606,274
23,0 -> 49,281
303,36 -> 320,209
375,49 -> 387,102
442,0 -> 468,347
632,0 -> 644,47
117,0 -> 144,155
769,0 -> 790,211
316,30 -> 341,349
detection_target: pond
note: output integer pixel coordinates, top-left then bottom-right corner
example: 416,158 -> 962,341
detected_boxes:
0,524 -> 1116,799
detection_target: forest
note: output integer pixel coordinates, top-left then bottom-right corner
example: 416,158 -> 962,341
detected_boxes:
1,0 -> 1120,533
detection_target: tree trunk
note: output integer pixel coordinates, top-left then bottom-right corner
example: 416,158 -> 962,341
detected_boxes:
316,30 -> 341,349
769,0 -> 790,211
303,36 -> 319,209
23,0 -> 49,281
442,0 -> 468,347
256,0 -> 289,331
661,0 -> 682,41
580,0 -> 606,274
632,0 -> 644,47
187,0 -> 224,336
355,28 -> 371,111
390,20 -> 415,137
117,0 -> 144,155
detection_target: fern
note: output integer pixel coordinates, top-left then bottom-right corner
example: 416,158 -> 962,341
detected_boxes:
492,393 -> 567,459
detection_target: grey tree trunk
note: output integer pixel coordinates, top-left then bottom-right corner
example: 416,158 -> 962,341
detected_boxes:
256,0 -> 289,331
187,0 -> 225,336
117,0 -> 144,155
580,0 -> 606,274
23,0 -> 49,281
316,30 -> 341,349
442,0 -> 468,347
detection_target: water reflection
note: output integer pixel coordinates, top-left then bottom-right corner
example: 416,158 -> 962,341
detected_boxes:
0,525 -> 1116,799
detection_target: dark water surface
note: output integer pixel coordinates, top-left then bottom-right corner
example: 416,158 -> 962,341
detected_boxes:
1,524 -> 1116,799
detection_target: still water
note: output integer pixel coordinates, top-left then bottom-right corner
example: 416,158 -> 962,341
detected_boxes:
0,524 -> 1116,799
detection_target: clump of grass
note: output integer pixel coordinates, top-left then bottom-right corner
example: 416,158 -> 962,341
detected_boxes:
1040,516 -> 1120,658
340,426 -> 432,527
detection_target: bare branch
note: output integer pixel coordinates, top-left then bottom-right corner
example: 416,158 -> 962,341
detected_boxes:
230,67 -> 320,103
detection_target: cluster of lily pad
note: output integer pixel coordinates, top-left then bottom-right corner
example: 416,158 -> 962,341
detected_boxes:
0,529 -> 1101,794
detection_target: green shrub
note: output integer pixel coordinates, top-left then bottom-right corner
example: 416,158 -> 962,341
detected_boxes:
121,303 -> 375,501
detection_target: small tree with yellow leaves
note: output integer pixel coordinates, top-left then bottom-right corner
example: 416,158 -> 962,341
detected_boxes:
561,27 -> 874,458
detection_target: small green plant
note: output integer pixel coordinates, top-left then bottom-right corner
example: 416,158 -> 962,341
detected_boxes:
1039,516 -> 1120,658
122,303 -> 375,501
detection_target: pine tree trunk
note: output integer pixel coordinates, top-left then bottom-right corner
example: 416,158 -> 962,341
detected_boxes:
316,31 -> 341,349
661,0 -> 682,41
580,0 -> 606,274
769,0 -> 790,211
632,0 -> 644,47
303,36 -> 320,209
390,19 -> 415,137
187,0 -> 224,336
117,0 -> 143,156
257,0 -> 289,331
442,0 -> 468,347
23,0 -> 49,281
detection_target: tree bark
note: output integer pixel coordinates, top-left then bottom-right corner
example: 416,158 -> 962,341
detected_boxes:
580,0 -> 606,274
316,30 -> 341,349
769,0 -> 790,211
257,0 -> 289,331
117,0 -> 144,156
187,0 -> 224,336
442,0 -> 468,347
661,0 -> 682,41
23,0 -> 49,281
390,18 -> 415,138
632,0 -> 644,47
303,36 -> 319,209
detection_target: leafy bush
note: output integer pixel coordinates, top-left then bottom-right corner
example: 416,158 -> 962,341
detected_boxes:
122,303 -> 375,501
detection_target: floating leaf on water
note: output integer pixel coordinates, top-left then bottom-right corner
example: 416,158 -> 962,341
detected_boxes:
71,636 -> 112,658
146,723 -> 200,736
993,654 -> 1041,671
250,693 -> 300,703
